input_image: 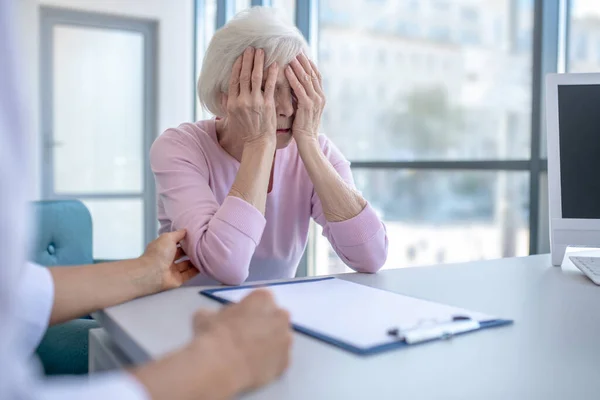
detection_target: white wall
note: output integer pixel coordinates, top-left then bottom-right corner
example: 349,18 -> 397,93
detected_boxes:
16,0 -> 194,199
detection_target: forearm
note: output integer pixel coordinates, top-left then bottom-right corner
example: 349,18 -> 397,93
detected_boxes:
131,333 -> 245,400
49,258 -> 157,325
298,138 -> 366,222
229,139 -> 276,215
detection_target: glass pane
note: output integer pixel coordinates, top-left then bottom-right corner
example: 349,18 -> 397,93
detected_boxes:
235,0 -> 251,13
272,0 -> 296,24
205,0 -> 217,45
318,0 -> 534,161
568,0 -> 600,72
53,25 -> 144,193
196,0 -> 217,120
82,199 -> 144,259
313,170 -> 530,275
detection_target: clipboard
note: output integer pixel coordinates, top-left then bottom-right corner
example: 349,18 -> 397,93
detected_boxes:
200,277 -> 513,356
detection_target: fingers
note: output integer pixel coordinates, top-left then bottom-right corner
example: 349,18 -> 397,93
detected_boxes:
193,308 -> 216,333
307,58 -> 322,83
263,62 -> 278,100
251,48 -> 265,95
180,264 -> 199,281
285,65 -> 309,104
307,57 -> 324,97
175,257 -> 192,271
290,56 -> 315,95
228,55 -> 243,98
165,229 -> 186,243
276,309 -> 293,371
240,47 -> 255,95
241,289 -> 278,312
296,53 -> 316,83
174,247 -> 186,261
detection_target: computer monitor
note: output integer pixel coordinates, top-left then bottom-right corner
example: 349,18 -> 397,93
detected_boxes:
546,73 -> 600,266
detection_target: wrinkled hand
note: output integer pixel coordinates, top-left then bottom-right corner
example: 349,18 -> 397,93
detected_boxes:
193,290 -> 292,391
139,230 -> 198,292
285,53 -> 325,143
225,47 -> 279,146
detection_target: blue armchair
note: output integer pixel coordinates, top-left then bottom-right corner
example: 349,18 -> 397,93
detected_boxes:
30,200 -> 98,375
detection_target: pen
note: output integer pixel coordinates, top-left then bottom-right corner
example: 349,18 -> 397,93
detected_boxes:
387,316 -> 480,344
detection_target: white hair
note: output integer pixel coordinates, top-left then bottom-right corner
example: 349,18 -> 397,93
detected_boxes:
197,7 -> 309,117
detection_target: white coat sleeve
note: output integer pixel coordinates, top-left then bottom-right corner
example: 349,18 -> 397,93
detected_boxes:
0,0 -> 149,398
11,263 -> 151,400
14,263 -> 55,353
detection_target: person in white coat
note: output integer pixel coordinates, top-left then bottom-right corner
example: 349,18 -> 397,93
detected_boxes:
0,1 -> 292,399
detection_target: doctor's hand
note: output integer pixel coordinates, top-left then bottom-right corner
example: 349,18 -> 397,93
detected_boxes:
132,290 -> 292,400
138,230 -> 199,293
192,289 -> 293,391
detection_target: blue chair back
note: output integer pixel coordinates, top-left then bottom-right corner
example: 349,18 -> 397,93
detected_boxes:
29,200 -> 97,375
30,200 -> 93,266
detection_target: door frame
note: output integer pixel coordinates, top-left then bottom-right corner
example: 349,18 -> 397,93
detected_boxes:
40,6 -> 158,254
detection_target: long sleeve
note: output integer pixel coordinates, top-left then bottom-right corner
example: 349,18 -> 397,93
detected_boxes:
310,137 -> 389,272
150,132 -> 266,285
2,262 -> 150,400
14,263 -> 55,354
1,262 -> 149,400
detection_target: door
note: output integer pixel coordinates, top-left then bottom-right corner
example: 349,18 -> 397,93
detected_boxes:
40,7 -> 157,260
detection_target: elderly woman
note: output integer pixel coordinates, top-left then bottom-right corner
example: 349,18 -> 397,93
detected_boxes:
150,7 -> 388,285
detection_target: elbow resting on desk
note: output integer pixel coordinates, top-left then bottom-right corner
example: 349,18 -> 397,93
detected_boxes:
186,231 -> 255,286
342,230 -> 389,274
327,208 -> 389,274
191,241 -> 251,286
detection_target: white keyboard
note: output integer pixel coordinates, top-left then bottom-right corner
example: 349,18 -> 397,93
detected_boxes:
569,256 -> 600,285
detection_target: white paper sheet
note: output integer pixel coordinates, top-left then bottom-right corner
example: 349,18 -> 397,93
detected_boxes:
212,278 -> 498,350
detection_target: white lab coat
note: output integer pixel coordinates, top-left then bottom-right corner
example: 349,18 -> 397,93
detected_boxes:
0,0 -> 147,398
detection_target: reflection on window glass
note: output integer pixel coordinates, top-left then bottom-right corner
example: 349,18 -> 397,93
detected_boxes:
195,0 -> 217,120
314,170 -> 530,275
568,0 -> 600,72
317,0 -> 534,161
272,0 -> 296,24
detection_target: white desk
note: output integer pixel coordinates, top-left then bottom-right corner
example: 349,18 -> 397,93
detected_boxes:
92,255 -> 600,399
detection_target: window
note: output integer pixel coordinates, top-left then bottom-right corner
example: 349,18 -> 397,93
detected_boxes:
194,0 -> 217,120
461,6 -> 479,22
316,0 -> 535,275
430,26 -> 451,42
378,48 -> 386,64
512,0 -> 533,53
460,30 -> 481,45
314,170 -> 529,275
194,0 -> 252,121
396,22 -> 419,37
235,0 -> 251,13
568,0 -> 600,71
318,0 -> 533,161
405,0 -> 419,11
432,0 -> 450,11
272,0 -> 296,24
574,33 -> 589,61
